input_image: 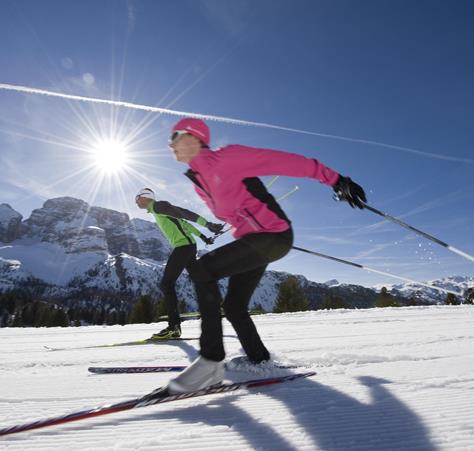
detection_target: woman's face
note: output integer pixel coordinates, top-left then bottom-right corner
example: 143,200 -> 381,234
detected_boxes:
169,133 -> 202,163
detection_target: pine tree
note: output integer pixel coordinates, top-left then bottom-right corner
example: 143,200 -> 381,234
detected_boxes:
106,310 -> 118,325
1,294 -> 17,315
250,303 -> 266,314
1,312 -> 9,327
321,294 -> 348,310
50,308 -> 69,327
21,303 -> 35,326
407,295 -> 419,306
464,288 -> 474,305
154,298 -> 168,319
35,302 -> 53,326
0,293 -> 14,318
445,293 -> 459,305
130,295 -> 156,324
273,276 -> 309,313
12,311 -> 23,327
375,287 -> 400,307
92,308 -> 106,325
83,307 -> 94,325
68,308 -> 77,322
118,310 -> 128,325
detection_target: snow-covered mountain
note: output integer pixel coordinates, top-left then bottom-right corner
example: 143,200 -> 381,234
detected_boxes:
0,197 -> 470,309
0,197 -> 170,295
0,197 -> 380,311
374,276 -> 474,303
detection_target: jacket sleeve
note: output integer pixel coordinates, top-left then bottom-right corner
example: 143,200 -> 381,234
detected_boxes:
153,201 -> 207,224
219,145 -> 340,186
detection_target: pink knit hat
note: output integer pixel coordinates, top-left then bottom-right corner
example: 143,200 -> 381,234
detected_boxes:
171,118 -> 210,146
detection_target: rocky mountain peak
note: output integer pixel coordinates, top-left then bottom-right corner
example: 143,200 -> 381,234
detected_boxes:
0,203 -> 23,243
19,197 -> 170,260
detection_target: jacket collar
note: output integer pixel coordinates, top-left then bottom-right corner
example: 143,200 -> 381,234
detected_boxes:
146,200 -> 154,214
189,148 -> 213,171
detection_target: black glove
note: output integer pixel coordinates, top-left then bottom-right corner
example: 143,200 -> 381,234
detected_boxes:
333,176 -> 367,209
206,222 -> 225,234
200,234 -> 215,245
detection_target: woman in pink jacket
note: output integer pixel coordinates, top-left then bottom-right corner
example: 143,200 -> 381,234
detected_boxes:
159,118 -> 366,395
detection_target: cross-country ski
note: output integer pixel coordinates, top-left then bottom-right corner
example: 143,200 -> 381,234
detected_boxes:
88,366 -> 187,374
44,337 -> 199,352
88,360 -> 300,374
0,372 -> 315,437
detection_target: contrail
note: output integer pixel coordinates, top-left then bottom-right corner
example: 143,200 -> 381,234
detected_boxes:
1,82 -> 472,164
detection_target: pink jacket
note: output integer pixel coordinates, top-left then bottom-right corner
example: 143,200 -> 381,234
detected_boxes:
186,145 -> 340,239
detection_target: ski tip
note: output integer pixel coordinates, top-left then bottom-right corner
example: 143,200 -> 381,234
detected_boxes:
247,371 -> 316,388
88,366 -> 187,374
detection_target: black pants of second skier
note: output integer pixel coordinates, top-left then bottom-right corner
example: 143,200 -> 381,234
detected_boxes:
160,243 -> 197,328
188,228 -> 293,363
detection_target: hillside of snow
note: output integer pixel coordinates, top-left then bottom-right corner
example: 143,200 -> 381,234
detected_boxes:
1,305 -> 473,449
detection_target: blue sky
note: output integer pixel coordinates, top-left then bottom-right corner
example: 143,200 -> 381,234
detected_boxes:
0,0 -> 473,287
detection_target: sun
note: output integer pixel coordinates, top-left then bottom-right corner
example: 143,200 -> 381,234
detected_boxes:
92,139 -> 129,174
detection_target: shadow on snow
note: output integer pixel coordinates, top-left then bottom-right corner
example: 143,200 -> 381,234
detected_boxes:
34,373 -> 438,450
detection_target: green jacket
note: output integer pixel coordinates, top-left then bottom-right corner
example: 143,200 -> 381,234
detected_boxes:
147,200 -> 208,248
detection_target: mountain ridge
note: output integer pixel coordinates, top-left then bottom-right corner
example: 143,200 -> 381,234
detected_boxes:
1,197 -> 471,310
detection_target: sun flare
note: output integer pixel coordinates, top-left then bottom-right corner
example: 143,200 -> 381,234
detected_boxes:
91,139 -> 129,174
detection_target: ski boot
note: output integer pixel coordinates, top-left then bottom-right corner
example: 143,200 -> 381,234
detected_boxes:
167,355 -> 225,394
149,324 -> 181,340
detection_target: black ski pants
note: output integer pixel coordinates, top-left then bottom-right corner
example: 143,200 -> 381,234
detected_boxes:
160,243 -> 197,328
188,228 -> 293,363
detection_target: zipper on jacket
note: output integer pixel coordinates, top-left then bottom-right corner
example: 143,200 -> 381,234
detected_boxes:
244,208 -> 264,229
168,217 -> 193,245
184,169 -> 216,210
236,210 -> 260,231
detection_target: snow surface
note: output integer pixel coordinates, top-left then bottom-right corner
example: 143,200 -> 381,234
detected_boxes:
1,306 -> 474,450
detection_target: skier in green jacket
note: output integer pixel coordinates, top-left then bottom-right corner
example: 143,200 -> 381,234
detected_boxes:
135,188 -> 223,339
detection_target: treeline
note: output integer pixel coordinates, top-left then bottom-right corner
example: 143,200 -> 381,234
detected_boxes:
0,294 -> 179,328
272,277 -> 474,313
445,288 -> 474,305
2,283 -> 472,327
272,277 -> 407,312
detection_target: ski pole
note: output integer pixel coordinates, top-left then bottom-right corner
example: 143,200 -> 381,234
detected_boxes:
363,203 -> 474,263
265,175 -> 280,188
277,185 -> 299,202
292,245 -> 463,296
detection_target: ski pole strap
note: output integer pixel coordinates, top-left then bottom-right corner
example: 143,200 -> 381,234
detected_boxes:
363,204 -> 448,248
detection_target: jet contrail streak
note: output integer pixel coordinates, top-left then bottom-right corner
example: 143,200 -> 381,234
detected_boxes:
1,82 -> 472,164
